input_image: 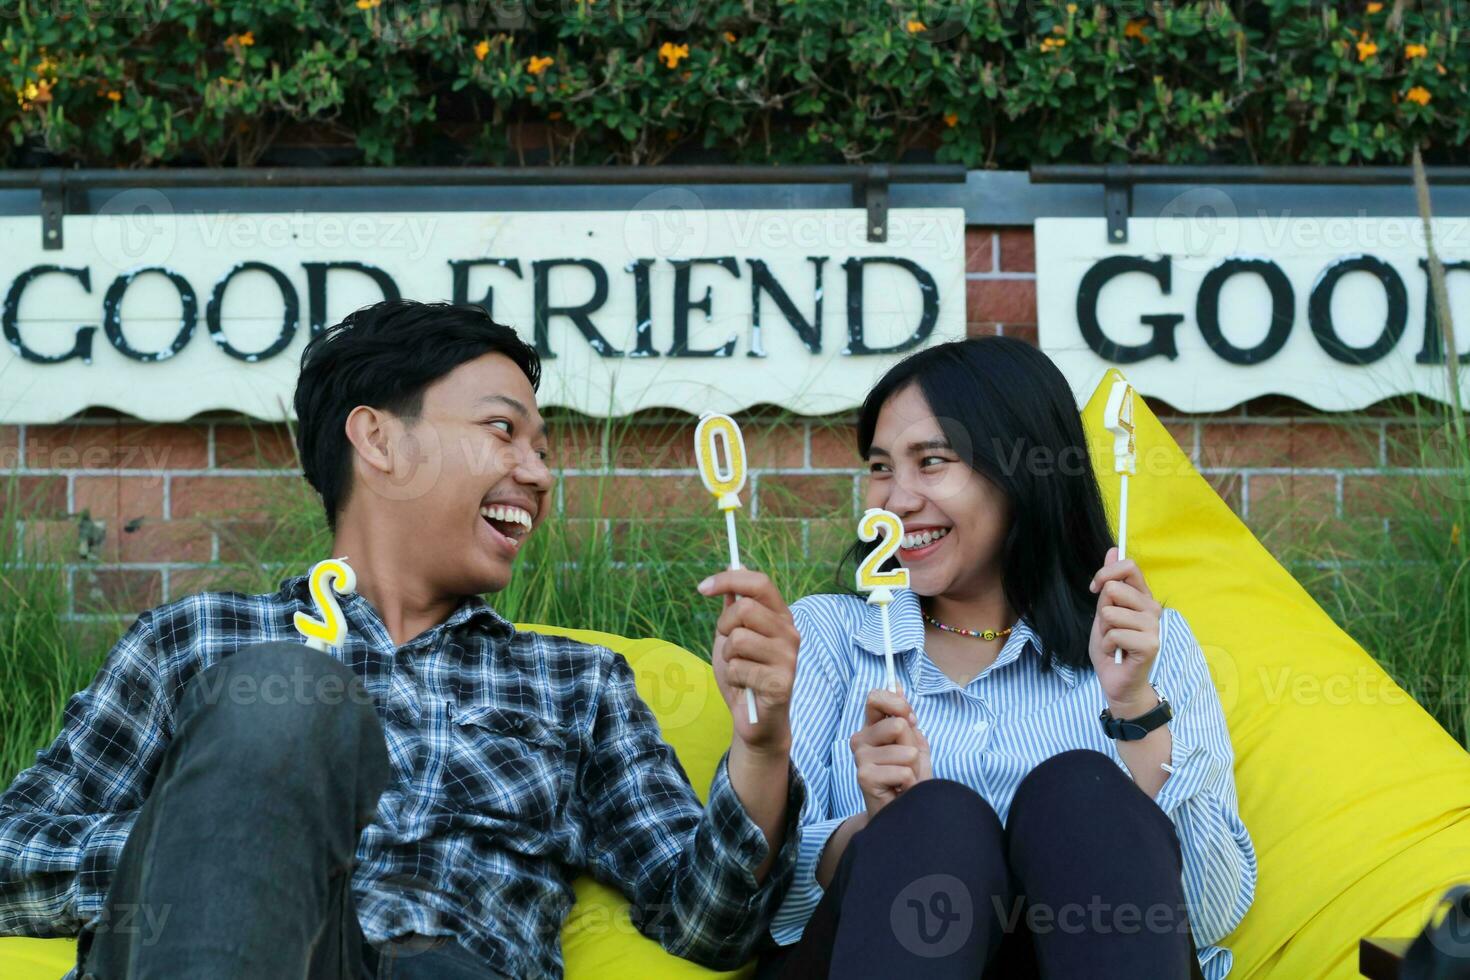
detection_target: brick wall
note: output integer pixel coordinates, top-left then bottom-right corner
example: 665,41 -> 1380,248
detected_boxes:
1,226 -> 1418,613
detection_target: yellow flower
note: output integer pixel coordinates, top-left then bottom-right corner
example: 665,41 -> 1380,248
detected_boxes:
657,42 -> 689,69
548,110 -> 563,120
1066,2 -> 1077,11
1405,43 -> 1428,59
527,55 -> 554,75
355,0 -> 381,8
224,31 -> 255,48
1366,1 -> 1383,12
906,20 -> 925,34
1052,24 -> 1066,34
1124,18 -> 1148,39
1452,523 -> 1462,546
1356,38 -> 1377,61
1437,61 -> 1447,75
1040,36 -> 1067,51
105,89 -> 121,101
943,112 -> 959,127
723,31 -> 737,43
474,39 -> 490,61
1405,85 -> 1431,105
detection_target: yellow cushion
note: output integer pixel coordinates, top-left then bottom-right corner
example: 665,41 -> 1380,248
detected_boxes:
0,624 -> 745,980
1082,368 -> 1470,978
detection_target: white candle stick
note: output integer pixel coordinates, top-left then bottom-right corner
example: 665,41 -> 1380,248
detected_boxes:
694,412 -> 759,726
856,508 -> 910,693
1103,381 -> 1138,665
294,557 -> 356,652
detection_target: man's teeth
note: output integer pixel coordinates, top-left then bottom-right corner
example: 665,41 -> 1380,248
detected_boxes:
901,527 -> 950,549
479,504 -> 534,536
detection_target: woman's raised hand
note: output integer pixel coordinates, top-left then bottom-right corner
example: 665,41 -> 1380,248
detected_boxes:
850,687 -> 931,822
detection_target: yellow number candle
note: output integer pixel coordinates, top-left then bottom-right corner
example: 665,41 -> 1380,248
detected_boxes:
293,557 -> 357,652
1102,381 -> 1138,664
856,508 -> 911,693
693,412 -> 759,725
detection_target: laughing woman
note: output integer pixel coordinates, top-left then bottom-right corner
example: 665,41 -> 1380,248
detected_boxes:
757,338 -> 1256,980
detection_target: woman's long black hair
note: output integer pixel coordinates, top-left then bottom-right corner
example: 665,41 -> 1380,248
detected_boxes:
847,337 -> 1116,674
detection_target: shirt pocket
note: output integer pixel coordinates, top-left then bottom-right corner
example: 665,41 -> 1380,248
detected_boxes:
447,704 -> 570,840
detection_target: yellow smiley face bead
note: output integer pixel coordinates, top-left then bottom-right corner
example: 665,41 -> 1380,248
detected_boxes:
694,412 -> 748,512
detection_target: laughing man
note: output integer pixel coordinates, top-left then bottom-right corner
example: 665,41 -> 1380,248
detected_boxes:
0,299 -> 805,979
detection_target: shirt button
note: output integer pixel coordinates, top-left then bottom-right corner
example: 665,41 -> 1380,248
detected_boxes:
972,720 -> 989,734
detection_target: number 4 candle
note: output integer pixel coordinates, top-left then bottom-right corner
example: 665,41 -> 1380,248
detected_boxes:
294,557 -> 357,652
855,508 -> 910,693
1102,381 -> 1137,665
693,412 -> 760,725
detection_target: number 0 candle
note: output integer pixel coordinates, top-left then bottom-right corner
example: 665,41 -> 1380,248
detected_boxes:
693,412 -> 759,725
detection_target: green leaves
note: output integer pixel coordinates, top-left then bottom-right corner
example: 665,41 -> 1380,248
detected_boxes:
0,0 -> 1464,167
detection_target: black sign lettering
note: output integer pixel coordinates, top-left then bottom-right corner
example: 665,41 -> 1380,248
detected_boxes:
103,267 -> 198,363
3,265 -> 97,365
1308,255 -> 1407,365
669,257 -> 740,358
628,258 -> 658,358
746,257 -> 825,356
1196,258 -> 1294,366
1416,258 -> 1470,366
842,257 -> 937,356
1076,255 -> 1181,363
532,258 -> 619,359
301,262 -> 400,336
449,258 -> 522,320
206,262 -> 300,363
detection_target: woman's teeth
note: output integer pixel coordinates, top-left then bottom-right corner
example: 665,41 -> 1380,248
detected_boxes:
901,527 -> 950,550
480,504 -> 533,538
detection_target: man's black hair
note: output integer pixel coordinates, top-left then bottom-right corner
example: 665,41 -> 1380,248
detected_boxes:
293,299 -> 541,531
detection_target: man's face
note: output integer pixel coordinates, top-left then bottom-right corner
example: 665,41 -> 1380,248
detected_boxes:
372,352 -> 552,595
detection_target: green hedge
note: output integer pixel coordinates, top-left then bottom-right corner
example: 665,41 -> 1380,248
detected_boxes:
2,0 -> 1466,169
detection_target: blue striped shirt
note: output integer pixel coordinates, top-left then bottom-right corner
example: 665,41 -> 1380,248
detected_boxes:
770,588 -> 1256,979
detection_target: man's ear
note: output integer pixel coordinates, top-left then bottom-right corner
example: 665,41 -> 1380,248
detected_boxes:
344,405 -> 396,477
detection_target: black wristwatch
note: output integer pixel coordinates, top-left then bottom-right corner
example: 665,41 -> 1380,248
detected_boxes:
1099,685 -> 1172,741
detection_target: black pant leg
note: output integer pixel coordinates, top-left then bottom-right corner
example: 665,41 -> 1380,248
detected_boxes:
1005,749 -> 1197,980
80,642 -> 390,980
765,778 -> 1016,980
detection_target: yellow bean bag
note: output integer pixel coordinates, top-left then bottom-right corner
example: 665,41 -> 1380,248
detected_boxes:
0,624 -> 747,980
1082,368 -> 1470,977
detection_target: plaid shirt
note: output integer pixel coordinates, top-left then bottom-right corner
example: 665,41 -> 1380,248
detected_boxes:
0,576 -> 804,978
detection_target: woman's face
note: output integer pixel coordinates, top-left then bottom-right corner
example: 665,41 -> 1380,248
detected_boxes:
863,383 -> 1011,600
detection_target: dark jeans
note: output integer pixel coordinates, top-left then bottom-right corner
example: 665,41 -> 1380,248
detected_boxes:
757,750 -> 1205,980
77,642 -> 505,980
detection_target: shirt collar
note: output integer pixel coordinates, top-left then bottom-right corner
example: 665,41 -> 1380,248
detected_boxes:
279,574 -> 514,645
852,589 -> 1081,690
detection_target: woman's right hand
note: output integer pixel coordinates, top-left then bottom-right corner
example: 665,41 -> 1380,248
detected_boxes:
850,687 -> 932,822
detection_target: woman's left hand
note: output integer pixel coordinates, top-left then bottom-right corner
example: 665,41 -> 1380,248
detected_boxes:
1088,547 -> 1164,713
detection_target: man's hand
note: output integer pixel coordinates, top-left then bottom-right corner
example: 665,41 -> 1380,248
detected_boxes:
851,687 -> 931,822
698,568 -> 799,755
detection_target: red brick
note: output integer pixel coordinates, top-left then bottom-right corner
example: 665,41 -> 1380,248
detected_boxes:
2,476 -> 68,517
1342,475 -> 1446,518
168,566 -> 245,600
1162,421 -> 1198,460
997,228 -> 1036,272
1001,324 -> 1039,346
1200,423 -> 1379,470
214,424 -> 298,469
1203,472 -> 1243,514
552,420 -> 693,471
75,475 -> 165,522
741,422 -> 806,469
74,568 -> 163,615
562,475 -> 709,519
1247,474 -> 1338,525
171,476 -> 296,521
27,423 -> 207,470
0,426 -> 19,469
809,518 -> 858,558
964,229 -> 995,274
755,474 -> 853,519
966,279 -> 1036,325
215,520 -> 284,563
811,423 -> 860,469
1384,421 -> 1462,468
